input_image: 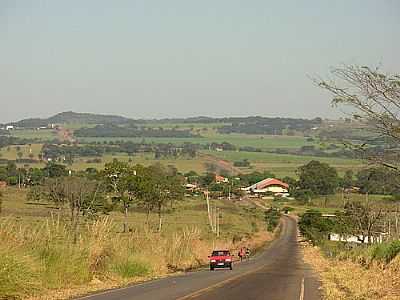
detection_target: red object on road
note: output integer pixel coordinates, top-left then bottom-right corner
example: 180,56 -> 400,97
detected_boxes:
209,250 -> 233,271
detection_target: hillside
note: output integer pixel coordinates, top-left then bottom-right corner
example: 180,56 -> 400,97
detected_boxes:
11,111 -> 133,127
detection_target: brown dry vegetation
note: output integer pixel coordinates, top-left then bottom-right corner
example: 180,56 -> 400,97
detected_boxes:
303,244 -> 400,300
0,188 -> 273,300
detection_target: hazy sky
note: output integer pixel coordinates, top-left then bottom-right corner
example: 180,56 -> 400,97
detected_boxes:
1,1 -> 399,123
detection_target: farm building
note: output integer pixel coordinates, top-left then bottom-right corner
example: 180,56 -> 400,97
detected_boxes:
215,175 -> 229,184
243,178 -> 289,196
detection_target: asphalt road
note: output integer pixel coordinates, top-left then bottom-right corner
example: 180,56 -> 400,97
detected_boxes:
78,216 -> 321,300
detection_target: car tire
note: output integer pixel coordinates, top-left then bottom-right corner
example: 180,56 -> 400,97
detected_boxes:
210,266 -> 214,271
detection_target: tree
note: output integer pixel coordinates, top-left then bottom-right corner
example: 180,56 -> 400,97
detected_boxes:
317,65 -> 400,170
102,160 -> 137,233
16,151 -> 23,160
299,210 -> 335,243
356,167 -> 400,195
297,160 -> 339,197
145,164 -> 184,231
41,176 -> 108,243
43,162 -> 68,178
337,201 -> 384,243
342,170 -> 354,189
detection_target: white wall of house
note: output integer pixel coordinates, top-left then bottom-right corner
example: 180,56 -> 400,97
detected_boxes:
329,233 -> 384,244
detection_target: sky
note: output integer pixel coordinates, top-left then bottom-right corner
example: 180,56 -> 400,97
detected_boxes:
0,0 -> 399,123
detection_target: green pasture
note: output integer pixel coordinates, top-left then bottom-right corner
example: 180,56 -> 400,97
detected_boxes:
77,134 -> 315,150
10,129 -> 56,140
0,144 -> 43,160
202,150 -> 364,178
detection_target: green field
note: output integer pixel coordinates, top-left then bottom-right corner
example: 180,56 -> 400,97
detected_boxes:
78,134 -> 315,150
0,144 -> 43,160
202,150 -> 363,177
10,128 -> 57,140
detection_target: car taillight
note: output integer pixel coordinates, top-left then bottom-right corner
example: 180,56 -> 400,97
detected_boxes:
225,258 -> 231,262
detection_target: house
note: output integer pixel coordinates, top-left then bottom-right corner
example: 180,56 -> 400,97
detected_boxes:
329,233 -> 386,244
185,183 -> 198,192
6,125 -> 14,130
215,175 -> 229,184
243,178 -> 289,196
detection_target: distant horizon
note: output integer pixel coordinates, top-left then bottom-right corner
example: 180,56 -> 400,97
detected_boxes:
2,110 -> 342,125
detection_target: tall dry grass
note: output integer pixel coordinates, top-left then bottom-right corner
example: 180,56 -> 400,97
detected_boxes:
0,216 -> 271,299
303,244 -> 400,300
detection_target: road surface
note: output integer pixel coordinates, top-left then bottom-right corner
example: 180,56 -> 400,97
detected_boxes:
78,216 -> 321,300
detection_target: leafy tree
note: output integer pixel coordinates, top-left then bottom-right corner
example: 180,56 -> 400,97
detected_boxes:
16,151 -> 23,160
239,171 -> 276,186
200,172 -> 216,187
145,164 -> 184,231
341,170 -> 354,189
43,162 -> 68,178
102,159 -> 137,233
356,167 -> 400,195
264,208 -> 281,231
299,210 -> 335,243
297,160 -> 339,196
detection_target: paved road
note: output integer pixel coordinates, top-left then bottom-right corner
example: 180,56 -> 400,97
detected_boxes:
78,216 -> 321,300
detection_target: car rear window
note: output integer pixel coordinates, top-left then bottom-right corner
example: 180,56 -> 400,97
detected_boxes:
212,250 -> 230,256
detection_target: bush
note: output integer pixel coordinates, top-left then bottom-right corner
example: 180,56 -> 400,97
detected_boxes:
264,209 -> 281,231
112,259 -> 150,279
298,210 -> 335,243
372,240 -> 400,264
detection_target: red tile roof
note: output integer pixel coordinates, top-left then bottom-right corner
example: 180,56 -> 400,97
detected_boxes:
256,178 -> 289,190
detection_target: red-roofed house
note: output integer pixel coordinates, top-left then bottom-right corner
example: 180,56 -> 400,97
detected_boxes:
215,175 -> 229,184
243,178 -> 289,195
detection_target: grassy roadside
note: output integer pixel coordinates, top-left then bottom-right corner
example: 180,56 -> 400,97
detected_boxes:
0,188 -> 274,300
302,244 -> 400,300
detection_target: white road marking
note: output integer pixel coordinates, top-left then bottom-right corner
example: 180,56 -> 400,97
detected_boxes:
299,277 -> 305,300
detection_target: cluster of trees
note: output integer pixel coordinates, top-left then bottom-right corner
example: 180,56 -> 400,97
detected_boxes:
74,124 -> 199,138
284,160 -> 400,202
40,142 -> 199,164
233,159 -> 251,168
0,161 -> 69,186
269,145 -> 356,159
299,200 -> 385,245
26,160 -> 185,239
0,135 -> 41,149
216,117 -> 322,135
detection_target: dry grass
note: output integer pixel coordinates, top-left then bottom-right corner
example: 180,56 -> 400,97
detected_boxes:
0,215 -> 272,300
303,244 -> 400,300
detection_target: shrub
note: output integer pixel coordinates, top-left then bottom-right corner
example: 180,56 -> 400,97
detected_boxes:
372,240 -> 400,264
264,209 -> 281,232
112,259 -> 150,279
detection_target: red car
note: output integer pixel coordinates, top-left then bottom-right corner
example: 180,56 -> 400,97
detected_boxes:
209,250 -> 233,271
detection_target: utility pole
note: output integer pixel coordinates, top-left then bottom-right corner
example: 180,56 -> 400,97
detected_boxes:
214,203 -> 217,235
205,190 -> 214,232
216,207 -> 220,237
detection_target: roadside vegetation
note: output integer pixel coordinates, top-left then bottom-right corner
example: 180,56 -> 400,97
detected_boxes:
297,64 -> 400,300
